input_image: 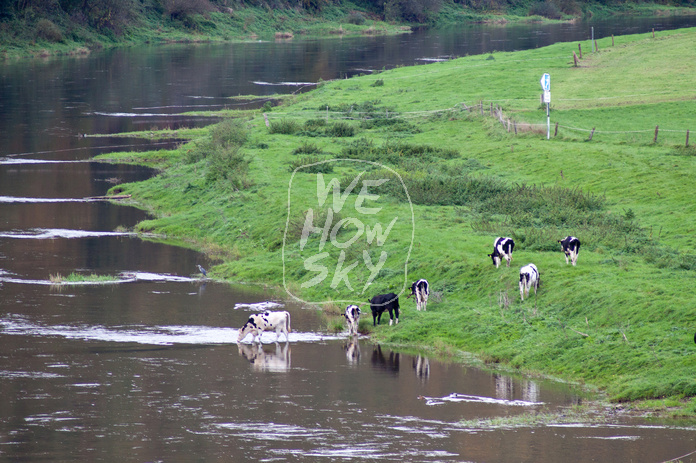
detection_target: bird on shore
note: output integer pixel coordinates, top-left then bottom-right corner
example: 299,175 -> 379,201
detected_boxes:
197,265 -> 207,277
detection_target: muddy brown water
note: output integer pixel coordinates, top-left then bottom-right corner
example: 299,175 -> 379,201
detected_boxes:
2,17 -> 696,462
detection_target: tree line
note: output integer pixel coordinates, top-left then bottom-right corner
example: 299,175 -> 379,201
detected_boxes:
1,0 -> 693,39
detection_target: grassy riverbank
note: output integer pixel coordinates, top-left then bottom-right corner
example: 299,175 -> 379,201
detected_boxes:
99,27 -> 696,413
3,0 -> 695,59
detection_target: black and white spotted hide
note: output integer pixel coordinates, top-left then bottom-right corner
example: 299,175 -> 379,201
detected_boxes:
489,237 -> 515,268
237,310 -> 291,343
408,279 -> 430,311
344,305 -> 361,336
519,264 -> 540,301
558,236 -> 581,266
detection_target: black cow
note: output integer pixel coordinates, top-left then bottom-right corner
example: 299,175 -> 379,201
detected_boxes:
368,293 -> 400,326
488,237 -> 515,268
558,236 -> 581,266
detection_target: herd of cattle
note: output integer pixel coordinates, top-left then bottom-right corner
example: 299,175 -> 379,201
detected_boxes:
236,236 -> 581,343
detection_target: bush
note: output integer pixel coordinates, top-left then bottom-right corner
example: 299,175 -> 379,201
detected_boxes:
292,141 -> 322,155
346,11 -> 366,25
205,145 -> 251,190
35,19 -> 63,42
269,119 -> 301,135
528,1 -> 563,19
324,121 -> 355,138
288,156 -> 334,174
211,118 -> 248,148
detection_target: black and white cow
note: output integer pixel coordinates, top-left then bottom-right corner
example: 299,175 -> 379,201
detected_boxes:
368,293 -> 400,326
558,236 -> 581,266
407,279 -> 430,311
488,237 -> 515,268
519,263 -> 540,301
237,310 -> 291,343
344,305 -> 361,336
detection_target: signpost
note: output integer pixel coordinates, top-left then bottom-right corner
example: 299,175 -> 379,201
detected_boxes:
540,73 -> 550,140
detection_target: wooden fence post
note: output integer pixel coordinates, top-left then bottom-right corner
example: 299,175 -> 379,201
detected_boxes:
263,113 -> 270,128
652,28 -> 655,38
573,51 -> 578,67
589,128 -> 595,141
654,125 -> 659,143
514,121 -> 517,135
554,122 -> 559,137
480,101 -> 484,116
578,43 -> 582,59
612,35 -> 614,46
595,40 -> 599,51
687,129 -> 690,148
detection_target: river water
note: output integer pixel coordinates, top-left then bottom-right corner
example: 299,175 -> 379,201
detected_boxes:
2,16 -> 696,462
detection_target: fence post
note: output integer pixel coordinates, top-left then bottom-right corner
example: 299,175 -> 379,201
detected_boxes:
578,43 -> 582,59
687,129 -> 690,148
654,125 -> 659,143
652,28 -> 655,38
595,40 -> 599,51
589,127 -> 595,141
554,122 -> 559,137
514,121 -> 517,135
263,113 -> 270,128
612,35 -> 615,46
573,51 -> 578,67
480,101 -> 484,116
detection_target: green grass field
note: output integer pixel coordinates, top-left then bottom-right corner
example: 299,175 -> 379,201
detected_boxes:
100,27 -> 696,413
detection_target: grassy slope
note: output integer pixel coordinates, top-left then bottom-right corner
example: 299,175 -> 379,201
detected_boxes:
101,27 -> 696,408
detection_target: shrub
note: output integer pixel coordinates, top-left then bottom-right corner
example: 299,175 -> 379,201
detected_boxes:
528,1 -> 563,19
325,121 -> 355,138
288,156 -> 334,174
292,141 -> 322,155
205,146 -> 251,190
269,119 -> 301,135
346,11 -> 366,25
211,118 -> 248,148
35,19 -> 63,42
370,79 -> 384,87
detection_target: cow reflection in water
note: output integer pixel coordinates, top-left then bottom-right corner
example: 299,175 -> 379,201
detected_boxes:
344,337 -> 361,365
371,345 -> 400,373
238,342 -> 291,372
413,355 -> 430,381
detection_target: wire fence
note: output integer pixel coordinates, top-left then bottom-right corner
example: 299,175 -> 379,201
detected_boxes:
261,100 -> 694,147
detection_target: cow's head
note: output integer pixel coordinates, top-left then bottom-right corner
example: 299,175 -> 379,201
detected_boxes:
488,252 -> 500,266
237,318 -> 258,343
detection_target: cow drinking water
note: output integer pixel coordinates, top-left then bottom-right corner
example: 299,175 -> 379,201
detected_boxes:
368,293 -> 400,326
344,305 -> 361,336
519,264 -> 540,301
407,279 -> 430,311
558,236 -> 581,266
488,237 -> 515,268
237,310 -> 291,343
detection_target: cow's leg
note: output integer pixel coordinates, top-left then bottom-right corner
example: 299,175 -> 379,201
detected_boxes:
571,251 -> 578,266
519,282 -> 525,301
565,252 -> 570,265
423,293 -> 428,311
388,308 -> 393,326
394,306 -> 399,325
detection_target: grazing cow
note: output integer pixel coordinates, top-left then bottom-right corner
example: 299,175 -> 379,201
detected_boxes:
407,279 -> 430,311
488,237 -> 515,268
237,310 -> 291,343
558,236 -> 581,266
368,293 -> 400,326
519,264 -> 540,301
344,305 -> 361,336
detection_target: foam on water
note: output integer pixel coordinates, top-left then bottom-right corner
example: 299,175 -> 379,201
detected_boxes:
0,228 -> 135,239
0,315 -> 339,346
234,301 -> 284,311
0,197 -> 93,203
423,392 -> 544,407
252,81 -> 317,86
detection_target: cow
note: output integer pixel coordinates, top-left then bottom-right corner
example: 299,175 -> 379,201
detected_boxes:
558,236 -> 581,266
519,264 -> 540,301
407,279 -> 429,311
488,237 -> 515,268
344,304 -> 361,336
237,310 -> 291,343
368,293 -> 400,326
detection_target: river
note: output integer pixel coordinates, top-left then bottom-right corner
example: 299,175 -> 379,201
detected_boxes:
2,15 -> 696,462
